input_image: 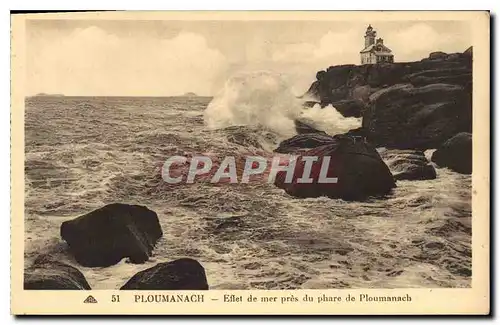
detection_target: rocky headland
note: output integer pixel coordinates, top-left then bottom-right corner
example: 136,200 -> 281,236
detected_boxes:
273,48 -> 473,198
304,47 -> 472,150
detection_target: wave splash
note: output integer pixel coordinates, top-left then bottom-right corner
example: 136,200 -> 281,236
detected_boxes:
204,71 -> 361,137
300,103 -> 362,136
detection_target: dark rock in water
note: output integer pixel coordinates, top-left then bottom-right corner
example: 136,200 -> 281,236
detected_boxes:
294,119 -> 326,135
363,83 -> 471,149
431,132 -> 472,174
120,258 -> 209,290
274,133 -> 335,154
275,128 -> 370,154
380,149 -> 436,181
61,203 -> 162,267
330,99 -> 365,118
24,255 -> 91,290
274,136 -> 396,200
394,165 -> 436,181
305,49 -> 472,149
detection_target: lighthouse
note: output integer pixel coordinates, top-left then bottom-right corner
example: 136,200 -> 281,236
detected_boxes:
360,25 -> 394,64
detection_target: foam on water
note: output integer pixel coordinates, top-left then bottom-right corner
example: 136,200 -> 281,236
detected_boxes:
24,95 -> 471,290
300,103 -> 361,135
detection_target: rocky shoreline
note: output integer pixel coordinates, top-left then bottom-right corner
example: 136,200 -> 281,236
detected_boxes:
25,49 -> 473,290
25,203 -> 210,290
304,47 -> 472,150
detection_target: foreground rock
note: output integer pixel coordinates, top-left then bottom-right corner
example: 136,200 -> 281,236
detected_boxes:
380,149 -> 436,181
431,132 -> 472,174
306,48 -> 472,149
274,135 -> 396,200
24,255 -> 91,290
120,258 -> 209,290
61,203 -> 162,267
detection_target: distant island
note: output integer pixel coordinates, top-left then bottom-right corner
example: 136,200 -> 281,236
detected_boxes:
183,92 -> 197,97
35,93 -> 65,97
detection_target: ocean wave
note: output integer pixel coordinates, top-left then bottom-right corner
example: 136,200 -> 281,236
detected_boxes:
204,71 -> 362,139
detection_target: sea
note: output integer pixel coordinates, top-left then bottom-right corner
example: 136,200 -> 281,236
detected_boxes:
24,72 -> 471,289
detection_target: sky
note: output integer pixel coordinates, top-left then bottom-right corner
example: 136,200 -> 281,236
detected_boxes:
26,19 -> 472,96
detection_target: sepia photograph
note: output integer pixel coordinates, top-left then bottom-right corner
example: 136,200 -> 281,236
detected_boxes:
10,10 -> 490,315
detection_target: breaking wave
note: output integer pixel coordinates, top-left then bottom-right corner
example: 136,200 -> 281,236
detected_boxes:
204,71 -> 361,137
300,103 -> 361,135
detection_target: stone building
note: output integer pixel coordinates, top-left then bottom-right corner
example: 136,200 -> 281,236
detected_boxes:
360,25 -> 394,64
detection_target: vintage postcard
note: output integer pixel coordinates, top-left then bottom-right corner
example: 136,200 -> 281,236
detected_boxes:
11,11 -> 490,315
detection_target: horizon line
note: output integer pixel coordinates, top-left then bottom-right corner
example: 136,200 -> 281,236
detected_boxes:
26,94 -> 215,98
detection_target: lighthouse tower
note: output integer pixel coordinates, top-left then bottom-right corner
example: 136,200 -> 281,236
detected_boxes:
364,25 -> 377,48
